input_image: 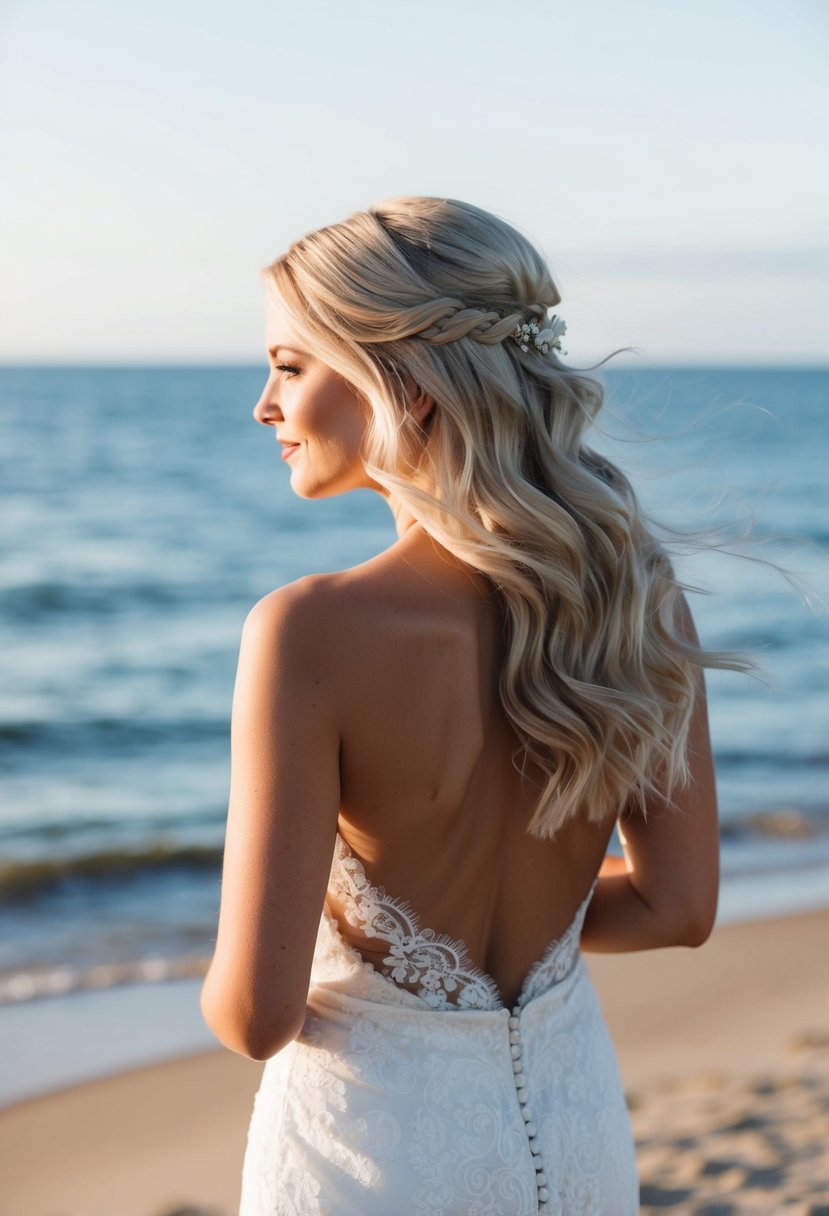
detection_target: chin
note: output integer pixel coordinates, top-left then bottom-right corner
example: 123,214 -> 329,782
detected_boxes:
289,472 -> 359,501
288,457 -> 378,499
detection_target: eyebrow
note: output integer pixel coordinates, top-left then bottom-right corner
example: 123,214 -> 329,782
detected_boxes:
267,345 -> 307,359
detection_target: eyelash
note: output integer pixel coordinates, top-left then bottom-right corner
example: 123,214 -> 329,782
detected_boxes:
273,362 -> 301,379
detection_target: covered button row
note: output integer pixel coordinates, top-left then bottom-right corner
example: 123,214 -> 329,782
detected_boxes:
509,1010 -> 550,1207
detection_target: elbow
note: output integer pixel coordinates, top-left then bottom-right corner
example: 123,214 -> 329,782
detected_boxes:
204,1008 -> 305,1062
200,980 -> 306,1061
675,900 -> 717,948
238,1019 -> 304,1062
230,1015 -> 304,1062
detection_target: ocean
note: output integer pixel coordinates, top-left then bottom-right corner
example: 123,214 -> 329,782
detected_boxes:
1,364 -> 827,1104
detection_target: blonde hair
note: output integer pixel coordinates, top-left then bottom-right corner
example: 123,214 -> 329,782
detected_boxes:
267,197 -> 742,838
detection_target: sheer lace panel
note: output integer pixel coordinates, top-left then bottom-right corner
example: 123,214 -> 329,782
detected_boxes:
327,834 -> 594,1012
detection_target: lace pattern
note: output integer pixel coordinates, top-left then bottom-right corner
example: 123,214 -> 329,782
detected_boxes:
327,834 -> 594,1012
240,838 -> 637,1214
518,886 -> 594,1008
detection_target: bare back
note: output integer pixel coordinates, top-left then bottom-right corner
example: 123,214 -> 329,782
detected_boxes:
323,525 -> 614,1009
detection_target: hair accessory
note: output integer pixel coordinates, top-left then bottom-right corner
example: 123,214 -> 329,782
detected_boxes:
511,316 -> 567,356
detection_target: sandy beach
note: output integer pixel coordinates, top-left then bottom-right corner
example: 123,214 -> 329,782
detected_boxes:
1,907 -> 827,1216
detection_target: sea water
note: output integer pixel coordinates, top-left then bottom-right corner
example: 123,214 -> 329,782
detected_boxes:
1,364 -> 827,1103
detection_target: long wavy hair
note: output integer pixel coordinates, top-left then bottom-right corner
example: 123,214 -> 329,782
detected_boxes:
266,196 -> 744,838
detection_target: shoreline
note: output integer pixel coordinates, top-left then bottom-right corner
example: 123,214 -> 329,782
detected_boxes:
2,882 -> 829,1112
1,907 -> 827,1214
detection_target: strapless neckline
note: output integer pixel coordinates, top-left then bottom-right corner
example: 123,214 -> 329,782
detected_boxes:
325,832 -> 595,1013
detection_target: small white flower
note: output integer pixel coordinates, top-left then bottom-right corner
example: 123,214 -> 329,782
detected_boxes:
536,317 -> 567,352
511,313 -> 568,357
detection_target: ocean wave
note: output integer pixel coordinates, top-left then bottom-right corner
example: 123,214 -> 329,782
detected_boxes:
721,807 -> 826,841
0,843 -> 223,904
0,716 -> 227,752
0,953 -> 210,1006
0,579 -> 220,621
713,749 -> 829,771
0,809 -> 225,843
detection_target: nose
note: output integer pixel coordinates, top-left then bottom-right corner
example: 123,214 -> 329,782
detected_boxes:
253,377 -> 284,427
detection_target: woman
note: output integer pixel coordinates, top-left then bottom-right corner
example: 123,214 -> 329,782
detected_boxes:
201,197 -> 729,1215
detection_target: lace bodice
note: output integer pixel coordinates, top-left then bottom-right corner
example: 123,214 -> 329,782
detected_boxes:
240,834 -> 637,1215
326,833 -> 594,1012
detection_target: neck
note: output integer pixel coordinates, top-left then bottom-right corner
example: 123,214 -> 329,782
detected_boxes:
386,494 -> 421,540
383,495 -> 495,605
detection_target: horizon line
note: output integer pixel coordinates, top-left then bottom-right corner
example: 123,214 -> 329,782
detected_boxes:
1,359 -> 827,372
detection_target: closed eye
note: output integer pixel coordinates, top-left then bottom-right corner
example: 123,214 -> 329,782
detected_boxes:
273,363 -> 301,379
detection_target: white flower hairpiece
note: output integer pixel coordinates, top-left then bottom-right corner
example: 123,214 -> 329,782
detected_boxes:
511,315 -> 567,356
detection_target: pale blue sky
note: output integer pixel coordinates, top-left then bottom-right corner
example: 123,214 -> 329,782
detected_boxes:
2,0 -> 827,363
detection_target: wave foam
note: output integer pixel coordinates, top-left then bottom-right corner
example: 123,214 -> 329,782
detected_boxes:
0,953 -> 210,1006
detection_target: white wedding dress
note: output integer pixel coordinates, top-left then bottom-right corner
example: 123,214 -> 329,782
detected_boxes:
239,834 -> 639,1215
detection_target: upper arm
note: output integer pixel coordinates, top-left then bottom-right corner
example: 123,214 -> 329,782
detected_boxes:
615,594 -> 720,944
201,580 -> 342,1059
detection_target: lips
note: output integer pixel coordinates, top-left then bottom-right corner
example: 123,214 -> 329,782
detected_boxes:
278,439 -> 301,461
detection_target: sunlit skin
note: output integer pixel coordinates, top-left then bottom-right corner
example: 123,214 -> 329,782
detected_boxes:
253,294 -> 380,501
201,295 -> 719,1061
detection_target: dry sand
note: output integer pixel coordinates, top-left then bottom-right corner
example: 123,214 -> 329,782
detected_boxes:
1,907 -> 827,1216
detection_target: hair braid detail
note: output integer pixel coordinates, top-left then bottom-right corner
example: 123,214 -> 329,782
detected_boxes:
418,303 -> 547,346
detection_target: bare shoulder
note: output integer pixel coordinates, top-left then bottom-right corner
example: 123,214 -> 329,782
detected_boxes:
247,562 -> 385,631
242,540 -> 481,691
240,559 -> 403,678
243,572 -> 345,649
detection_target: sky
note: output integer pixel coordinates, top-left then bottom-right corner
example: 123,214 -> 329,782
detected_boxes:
1,0 -> 827,365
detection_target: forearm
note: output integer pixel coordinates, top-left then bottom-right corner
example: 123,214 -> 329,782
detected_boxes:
581,602 -> 720,955
580,869 -> 716,953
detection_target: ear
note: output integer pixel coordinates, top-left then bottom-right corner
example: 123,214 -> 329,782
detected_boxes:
408,384 -> 436,426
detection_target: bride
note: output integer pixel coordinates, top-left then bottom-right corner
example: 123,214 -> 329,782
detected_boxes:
201,197 -> 729,1214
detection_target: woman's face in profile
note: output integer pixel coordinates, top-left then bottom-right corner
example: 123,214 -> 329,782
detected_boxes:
254,293 -> 374,500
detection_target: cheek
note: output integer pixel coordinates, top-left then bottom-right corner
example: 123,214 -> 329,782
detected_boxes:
343,408 -> 370,449
291,374 -> 368,460
292,388 -> 323,431
314,402 -> 368,454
